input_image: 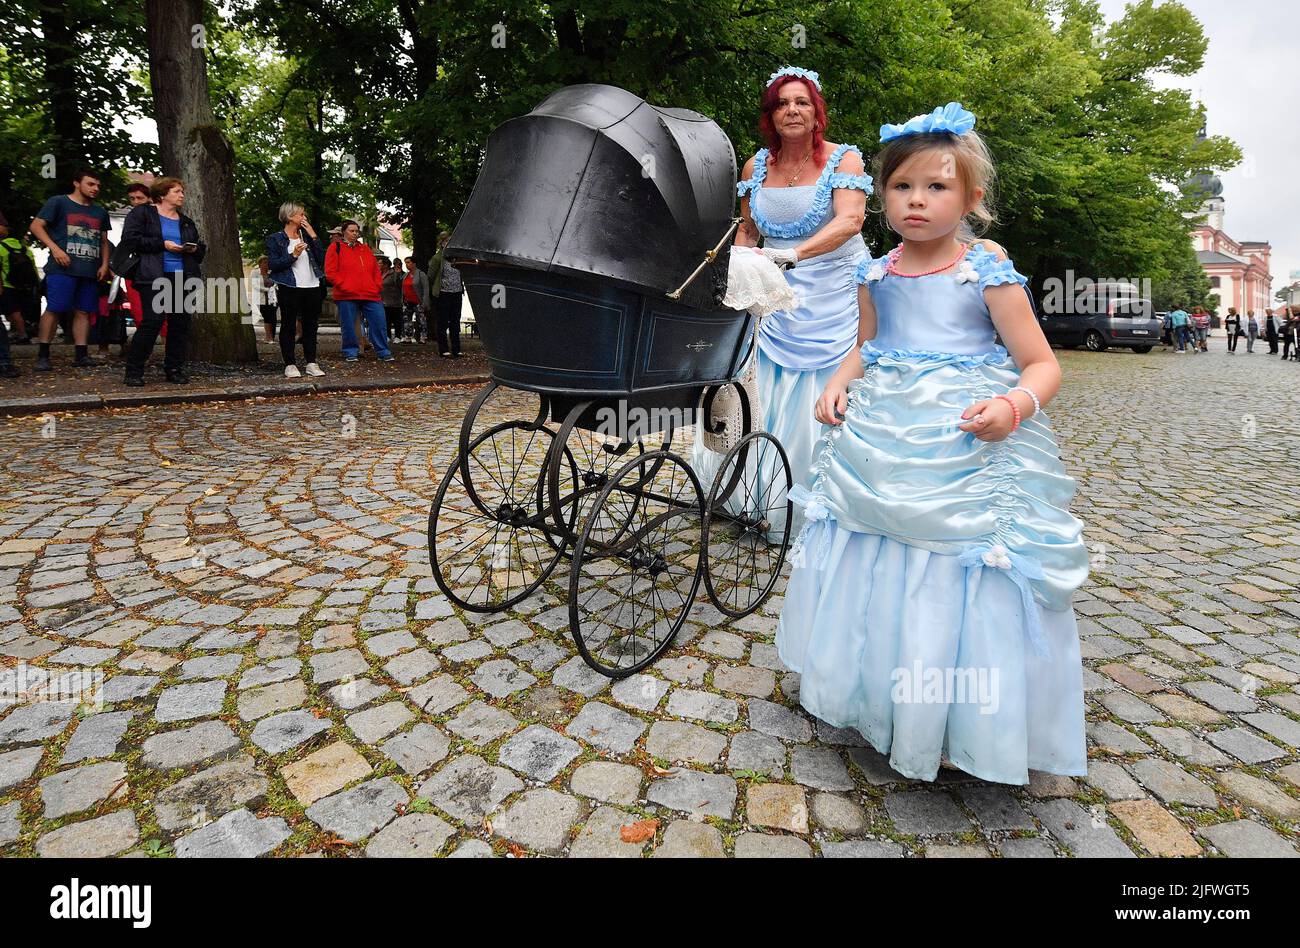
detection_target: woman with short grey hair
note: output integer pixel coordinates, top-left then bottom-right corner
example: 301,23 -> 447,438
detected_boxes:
265,202 -> 325,377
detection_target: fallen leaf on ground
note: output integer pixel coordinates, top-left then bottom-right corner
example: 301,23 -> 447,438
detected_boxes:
620,818 -> 659,843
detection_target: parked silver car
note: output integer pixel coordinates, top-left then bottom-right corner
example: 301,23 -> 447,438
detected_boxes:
1038,297 -> 1161,353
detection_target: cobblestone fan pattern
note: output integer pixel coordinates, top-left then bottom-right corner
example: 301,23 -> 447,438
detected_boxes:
1,347 -> 1298,858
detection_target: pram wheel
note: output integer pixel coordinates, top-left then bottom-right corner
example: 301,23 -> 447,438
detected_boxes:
569,450 -> 703,678
702,431 -> 792,617
428,420 -> 564,611
544,402 -> 649,558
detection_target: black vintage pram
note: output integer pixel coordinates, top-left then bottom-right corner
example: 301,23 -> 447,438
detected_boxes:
427,85 -> 793,678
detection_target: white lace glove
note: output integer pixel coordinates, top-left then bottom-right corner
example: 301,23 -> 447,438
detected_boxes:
759,246 -> 798,270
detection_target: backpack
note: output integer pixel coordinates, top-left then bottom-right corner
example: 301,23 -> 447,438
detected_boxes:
1,241 -> 37,291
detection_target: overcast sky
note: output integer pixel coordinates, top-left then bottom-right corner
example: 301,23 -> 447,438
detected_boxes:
1097,0 -> 1298,294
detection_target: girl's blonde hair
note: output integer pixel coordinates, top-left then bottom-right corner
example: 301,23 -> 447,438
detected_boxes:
872,129 -> 997,242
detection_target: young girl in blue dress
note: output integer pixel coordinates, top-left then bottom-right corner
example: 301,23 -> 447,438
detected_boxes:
777,103 -> 1089,785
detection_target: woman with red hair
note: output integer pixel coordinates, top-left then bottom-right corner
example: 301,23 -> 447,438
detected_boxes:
695,66 -> 872,537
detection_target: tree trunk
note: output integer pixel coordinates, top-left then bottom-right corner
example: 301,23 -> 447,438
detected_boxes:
40,0 -> 85,188
145,0 -> 257,363
398,0 -> 438,268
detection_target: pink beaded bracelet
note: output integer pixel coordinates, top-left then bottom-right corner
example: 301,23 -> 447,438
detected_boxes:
993,394 -> 1021,431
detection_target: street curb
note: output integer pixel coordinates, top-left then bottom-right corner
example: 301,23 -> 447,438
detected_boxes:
0,374 -> 491,417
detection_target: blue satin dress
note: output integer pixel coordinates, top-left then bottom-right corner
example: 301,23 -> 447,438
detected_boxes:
776,244 -> 1089,786
692,143 -> 870,537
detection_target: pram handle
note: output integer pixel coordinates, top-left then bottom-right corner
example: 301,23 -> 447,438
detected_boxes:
665,218 -> 742,301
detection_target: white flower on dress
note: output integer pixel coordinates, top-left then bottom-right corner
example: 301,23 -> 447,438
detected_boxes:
804,497 -> 831,522
954,261 -> 979,284
865,263 -> 885,283
981,544 -> 1013,570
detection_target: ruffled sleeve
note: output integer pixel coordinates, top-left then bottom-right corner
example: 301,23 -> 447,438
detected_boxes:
854,255 -> 886,285
828,172 -> 873,193
969,243 -> 1028,290
827,145 -> 873,194
736,148 -> 769,197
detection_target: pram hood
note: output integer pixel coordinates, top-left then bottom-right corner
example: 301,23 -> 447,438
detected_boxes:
447,84 -> 737,303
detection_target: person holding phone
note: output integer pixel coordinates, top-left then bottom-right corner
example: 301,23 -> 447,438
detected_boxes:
265,202 -> 325,377
120,176 -> 205,386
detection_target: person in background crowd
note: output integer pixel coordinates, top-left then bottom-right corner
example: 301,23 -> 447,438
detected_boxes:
0,211 -> 22,377
1282,306 -> 1298,362
0,301 -> 16,378
1223,306 -> 1240,354
325,219 -> 393,364
1265,307 -> 1281,353
266,203 -> 325,378
1190,307 -> 1210,353
103,277 -> 133,360
1245,310 -> 1259,352
429,230 -> 463,358
91,278 -> 114,359
1159,310 -> 1173,349
380,256 -> 405,343
247,255 -> 278,341
29,168 -> 111,371
1168,305 -> 1190,353
120,176 -> 204,386
402,257 -> 430,345
0,210 -> 38,349
116,182 -> 154,348
96,183 -> 147,358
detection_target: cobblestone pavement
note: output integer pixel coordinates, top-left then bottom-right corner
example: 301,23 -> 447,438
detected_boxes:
1,341 -> 1298,858
0,335 -> 491,414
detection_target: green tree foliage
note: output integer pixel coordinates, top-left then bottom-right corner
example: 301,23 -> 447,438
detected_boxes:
224,0 -> 1236,296
0,0 -> 156,222
205,19 -> 382,256
2,0 -> 1239,318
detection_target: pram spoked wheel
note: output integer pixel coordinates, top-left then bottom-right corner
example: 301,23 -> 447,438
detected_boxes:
426,82 -> 798,676
568,450 -> 704,677
543,402 -> 655,558
428,391 -> 565,611
702,430 -> 793,617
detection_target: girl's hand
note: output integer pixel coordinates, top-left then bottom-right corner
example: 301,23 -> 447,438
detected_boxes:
815,382 -> 849,425
959,398 -> 1015,441
163,240 -> 184,253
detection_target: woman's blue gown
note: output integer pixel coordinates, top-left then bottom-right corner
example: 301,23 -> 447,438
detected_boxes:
692,143 -> 870,538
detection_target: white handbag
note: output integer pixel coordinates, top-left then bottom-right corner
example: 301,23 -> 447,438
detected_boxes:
701,341 -> 761,454
700,247 -> 799,454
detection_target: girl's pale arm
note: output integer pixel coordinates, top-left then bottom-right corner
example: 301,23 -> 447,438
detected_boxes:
815,285 -> 875,425
960,282 -> 1060,441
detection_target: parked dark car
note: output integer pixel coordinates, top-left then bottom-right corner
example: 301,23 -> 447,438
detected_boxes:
1038,297 -> 1160,353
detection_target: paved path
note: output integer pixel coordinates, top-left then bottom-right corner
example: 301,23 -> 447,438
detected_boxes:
1,342 -> 1298,857
0,336 -> 491,415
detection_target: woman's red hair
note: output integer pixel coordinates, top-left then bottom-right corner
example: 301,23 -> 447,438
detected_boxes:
758,75 -> 828,166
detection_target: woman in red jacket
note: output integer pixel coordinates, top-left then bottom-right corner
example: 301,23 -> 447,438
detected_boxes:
323,220 -> 394,362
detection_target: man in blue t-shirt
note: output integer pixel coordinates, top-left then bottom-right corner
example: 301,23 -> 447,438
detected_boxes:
29,168 -> 111,370
1168,306 -> 1191,353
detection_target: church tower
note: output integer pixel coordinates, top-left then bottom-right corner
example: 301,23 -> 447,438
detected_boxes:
1183,122 -> 1225,231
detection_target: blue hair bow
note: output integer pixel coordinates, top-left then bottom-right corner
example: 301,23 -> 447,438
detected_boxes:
768,66 -> 821,91
879,102 -> 976,143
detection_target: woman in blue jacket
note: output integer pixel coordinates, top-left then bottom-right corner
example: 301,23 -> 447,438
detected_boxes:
265,202 -> 326,377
